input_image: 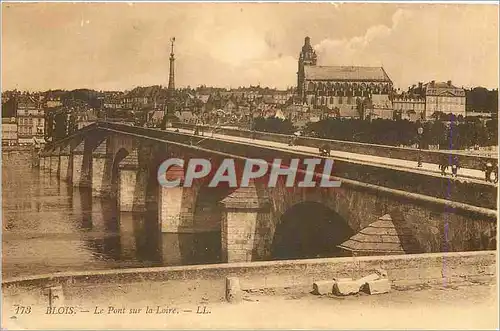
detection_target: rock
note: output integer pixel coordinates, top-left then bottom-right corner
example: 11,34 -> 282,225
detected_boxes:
225,277 -> 243,303
333,280 -> 361,296
312,280 -> 335,295
375,268 -> 388,279
365,278 -> 391,295
357,273 -> 381,285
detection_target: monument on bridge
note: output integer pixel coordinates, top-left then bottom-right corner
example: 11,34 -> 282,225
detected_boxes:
162,37 -> 180,129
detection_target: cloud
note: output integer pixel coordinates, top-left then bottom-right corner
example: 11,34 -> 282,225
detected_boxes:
311,7 -> 497,89
1,4 -> 498,91
314,9 -> 412,64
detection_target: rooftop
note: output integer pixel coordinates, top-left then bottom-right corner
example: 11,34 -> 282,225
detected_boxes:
425,81 -> 466,97
304,66 -> 392,83
338,214 -> 422,255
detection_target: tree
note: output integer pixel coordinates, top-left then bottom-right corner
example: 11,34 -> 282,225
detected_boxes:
430,111 -> 445,122
466,87 -> 498,113
253,116 -> 295,135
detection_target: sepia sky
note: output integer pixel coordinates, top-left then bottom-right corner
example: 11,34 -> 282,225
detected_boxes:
1,2 -> 498,91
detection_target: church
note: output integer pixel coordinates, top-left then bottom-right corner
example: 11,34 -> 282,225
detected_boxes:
296,37 -> 394,119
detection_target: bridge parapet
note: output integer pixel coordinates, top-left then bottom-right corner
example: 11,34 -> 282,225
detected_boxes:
145,127 -> 498,210
52,122 -> 497,211
173,123 -> 497,171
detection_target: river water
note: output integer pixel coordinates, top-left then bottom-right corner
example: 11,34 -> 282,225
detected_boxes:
2,151 -> 221,279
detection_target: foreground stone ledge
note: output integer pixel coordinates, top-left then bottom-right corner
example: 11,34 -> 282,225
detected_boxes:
2,251 -> 495,293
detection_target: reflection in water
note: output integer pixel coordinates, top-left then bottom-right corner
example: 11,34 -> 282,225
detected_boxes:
2,152 -> 221,278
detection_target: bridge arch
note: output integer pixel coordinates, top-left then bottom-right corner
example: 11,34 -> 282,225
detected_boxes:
270,201 -> 355,260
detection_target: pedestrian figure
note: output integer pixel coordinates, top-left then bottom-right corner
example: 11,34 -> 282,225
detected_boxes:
439,154 -> 448,176
492,164 -> 498,184
319,143 -> 331,157
451,156 -> 459,178
288,136 -> 295,146
485,161 -> 494,182
194,126 -> 199,136
417,154 -> 422,168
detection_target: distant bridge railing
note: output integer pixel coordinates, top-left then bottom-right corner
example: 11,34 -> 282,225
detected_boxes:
172,123 -> 498,172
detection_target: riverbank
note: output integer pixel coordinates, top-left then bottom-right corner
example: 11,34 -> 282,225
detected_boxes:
2,282 -> 497,329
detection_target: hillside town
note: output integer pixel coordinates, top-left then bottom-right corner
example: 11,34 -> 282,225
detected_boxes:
2,37 -> 498,150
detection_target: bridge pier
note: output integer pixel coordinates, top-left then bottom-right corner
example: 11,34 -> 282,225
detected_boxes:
220,184 -> 271,263
49,148 -> 60,177
117,150 -> 147,212
59,146 -> 72,182
92,140 -> 112,197
40,155 -> 47,171
158,184 -> 197,233
72,141 -> 89,187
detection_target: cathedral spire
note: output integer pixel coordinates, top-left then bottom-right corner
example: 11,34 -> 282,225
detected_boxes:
297,36 -> 317,102
300,36 -> 317,66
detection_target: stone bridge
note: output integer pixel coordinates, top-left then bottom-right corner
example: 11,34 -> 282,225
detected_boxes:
38,122 -> 497,263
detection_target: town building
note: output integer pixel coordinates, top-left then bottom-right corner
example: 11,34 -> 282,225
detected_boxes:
2,117 -> 18,146
103,92 -> 124,110
123,86 -> 167,110
392,96 -> 426,121
424,80 -> 466,119
296,37 -> 393,119
16,94 -> 45,145
45,97 -> 63,108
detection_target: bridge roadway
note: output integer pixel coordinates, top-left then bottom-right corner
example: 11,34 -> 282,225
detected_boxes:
166,127 -> 490,185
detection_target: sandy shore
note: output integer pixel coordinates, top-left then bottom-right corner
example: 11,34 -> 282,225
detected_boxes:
2,282 -> 497,330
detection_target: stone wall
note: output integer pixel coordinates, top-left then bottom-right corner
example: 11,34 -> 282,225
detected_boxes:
262,180 -> 496,259
3,251 -> 495,294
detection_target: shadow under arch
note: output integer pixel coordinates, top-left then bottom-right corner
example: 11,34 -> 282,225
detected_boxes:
186,183 -> 236,263
110,148 -> 130,198
271,201 -> 355,260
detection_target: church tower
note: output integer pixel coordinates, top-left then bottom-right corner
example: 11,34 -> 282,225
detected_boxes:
297,36 -> 317,102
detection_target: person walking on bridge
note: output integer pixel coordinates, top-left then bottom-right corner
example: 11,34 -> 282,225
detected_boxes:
319,143 -> 331,157
492,163 -> 498,184
439,154 -> 448,176
451,156 -> 459,178
484,160 -> 497,183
